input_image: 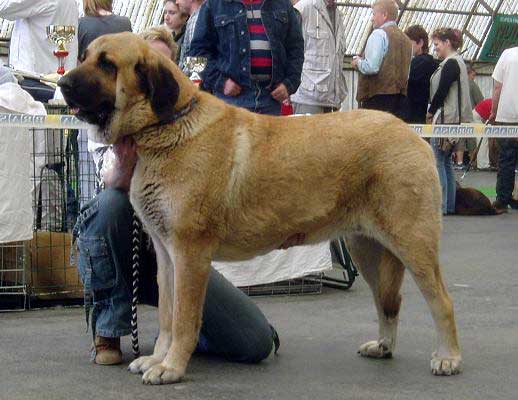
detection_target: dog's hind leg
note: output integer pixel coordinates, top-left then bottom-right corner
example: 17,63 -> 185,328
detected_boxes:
345,235 -> 405,359
142,237 -> 212,385
398,237 -> 462,376
129,235 -> 174,375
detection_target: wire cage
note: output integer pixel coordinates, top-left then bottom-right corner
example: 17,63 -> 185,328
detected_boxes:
0,105 -> 96,310
0,241 -> 28,311
27,104 -> 95,301
240,274 -> 323,297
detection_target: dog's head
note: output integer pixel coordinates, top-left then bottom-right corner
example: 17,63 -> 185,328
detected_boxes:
58,32 -> 195,144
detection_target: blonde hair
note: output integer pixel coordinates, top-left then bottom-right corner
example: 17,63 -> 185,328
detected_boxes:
83,0 -> 113,17
139,26 -> 178,61
372,0 -> 399,21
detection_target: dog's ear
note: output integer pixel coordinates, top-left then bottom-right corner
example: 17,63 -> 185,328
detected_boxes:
135,58 -> 179,122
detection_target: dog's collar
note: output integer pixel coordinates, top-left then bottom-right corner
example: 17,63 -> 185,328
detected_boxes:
155,97 -> 197,127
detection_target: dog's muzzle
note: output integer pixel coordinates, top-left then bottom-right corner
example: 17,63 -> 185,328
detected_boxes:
58,73 -> 115,129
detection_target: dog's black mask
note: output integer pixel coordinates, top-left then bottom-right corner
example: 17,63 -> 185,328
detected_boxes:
57,56 -> 116,129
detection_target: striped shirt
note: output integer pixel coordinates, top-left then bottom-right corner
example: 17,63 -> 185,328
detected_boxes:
178,7 -> 201,72
242,0 -> 272,81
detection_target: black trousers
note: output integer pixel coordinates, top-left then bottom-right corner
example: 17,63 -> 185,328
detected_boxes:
496,137 -> 518,204
360,94 -> 406,119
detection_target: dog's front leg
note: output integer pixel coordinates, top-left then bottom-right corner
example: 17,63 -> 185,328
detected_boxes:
129,235 -> 174,375
142,238 -> 212,385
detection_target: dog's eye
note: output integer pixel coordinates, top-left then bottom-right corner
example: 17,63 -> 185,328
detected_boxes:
98,54 -> 117,74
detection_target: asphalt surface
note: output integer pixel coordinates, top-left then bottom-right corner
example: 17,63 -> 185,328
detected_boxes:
1,171 -> 517,400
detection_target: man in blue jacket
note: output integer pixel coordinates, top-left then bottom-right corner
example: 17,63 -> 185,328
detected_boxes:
189,0 -> 304,115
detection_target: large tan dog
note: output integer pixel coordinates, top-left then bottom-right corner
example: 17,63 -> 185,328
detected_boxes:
59,32 -> 461,384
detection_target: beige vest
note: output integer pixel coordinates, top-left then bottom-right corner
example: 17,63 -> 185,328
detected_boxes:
356,25 -> 412,102
429,53 -> 473,124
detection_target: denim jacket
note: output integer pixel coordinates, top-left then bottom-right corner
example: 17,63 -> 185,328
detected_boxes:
189,0 -> 304,95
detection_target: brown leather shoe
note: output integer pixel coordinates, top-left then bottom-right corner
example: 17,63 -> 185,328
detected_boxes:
94,336 -> 122,365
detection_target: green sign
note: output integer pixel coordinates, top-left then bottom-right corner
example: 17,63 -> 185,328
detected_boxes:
479,15 -> 518,62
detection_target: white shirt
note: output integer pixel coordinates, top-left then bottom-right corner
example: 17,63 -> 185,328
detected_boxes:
0,0 -> 78,75
492,46 -> 518,123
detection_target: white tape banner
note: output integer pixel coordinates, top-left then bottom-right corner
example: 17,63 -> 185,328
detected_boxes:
0,113 -> 517,137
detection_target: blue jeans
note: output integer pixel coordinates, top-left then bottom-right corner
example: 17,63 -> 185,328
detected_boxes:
75,188 -> 277,363
215,81 -> 281,115
431,139 -> 456,215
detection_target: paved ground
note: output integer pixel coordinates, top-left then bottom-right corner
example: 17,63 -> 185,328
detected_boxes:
1,171 -> 518,400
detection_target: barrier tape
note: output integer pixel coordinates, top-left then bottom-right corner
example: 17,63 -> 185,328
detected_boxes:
1,113 -> 517,138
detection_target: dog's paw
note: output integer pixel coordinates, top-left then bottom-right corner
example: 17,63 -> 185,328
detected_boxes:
358,340 -> 393,359
431,353 -> 462,376
142,363 -> 183,385
128,355 -> 163,375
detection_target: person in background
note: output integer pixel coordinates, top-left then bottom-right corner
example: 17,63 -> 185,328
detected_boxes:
351,0 -> 412,118
0,0 -> 78,102
467,64 -> 484,108
78,0 -> 132,60
403,25 -> 438,123
452,63 -> 484,169
473,98 -> 493,170
426,28 -> 473,216
162,0 -> 188,63
189,0 -> 304,116
290,0 -> 348,115
176,0 -> 205,71
73,26 -> 279,366
490,45 -> 518,211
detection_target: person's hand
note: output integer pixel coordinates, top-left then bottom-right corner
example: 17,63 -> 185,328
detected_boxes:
223,78 -> 241,97
271,83 -> 289,103
426,112 -> 433,124
351,56 -> 361,70
103,136 -> 138,192
488,111 -> 497,123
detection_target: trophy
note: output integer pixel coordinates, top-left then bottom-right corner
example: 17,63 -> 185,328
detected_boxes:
46,25 -> 76,75
183,56 -> 207,86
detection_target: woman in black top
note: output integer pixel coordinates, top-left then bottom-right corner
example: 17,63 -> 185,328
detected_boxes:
403,25 -> 438,123
426,28 -> 473,215
78,0 -> 132,60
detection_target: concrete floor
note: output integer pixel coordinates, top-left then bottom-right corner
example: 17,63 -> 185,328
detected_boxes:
1,171 -> 518,400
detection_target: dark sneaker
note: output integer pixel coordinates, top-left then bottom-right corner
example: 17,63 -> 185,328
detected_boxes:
492,200 -> 509,213
509,199 -> 518,210
94,336 -> 122,365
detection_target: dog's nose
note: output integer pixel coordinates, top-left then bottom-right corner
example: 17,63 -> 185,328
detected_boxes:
57,74 -> 73,91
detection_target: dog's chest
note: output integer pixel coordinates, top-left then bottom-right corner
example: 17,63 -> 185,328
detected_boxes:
130,164 -> 172,236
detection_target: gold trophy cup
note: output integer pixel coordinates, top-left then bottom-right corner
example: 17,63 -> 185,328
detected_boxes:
183,56 -> 207,86
46,25 -> 76,75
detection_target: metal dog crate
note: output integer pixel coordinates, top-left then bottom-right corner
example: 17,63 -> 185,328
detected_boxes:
27,105 -> 95,301
0,241 -> 28,311
240,274 -> 323,297
0,105 -> 96,310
